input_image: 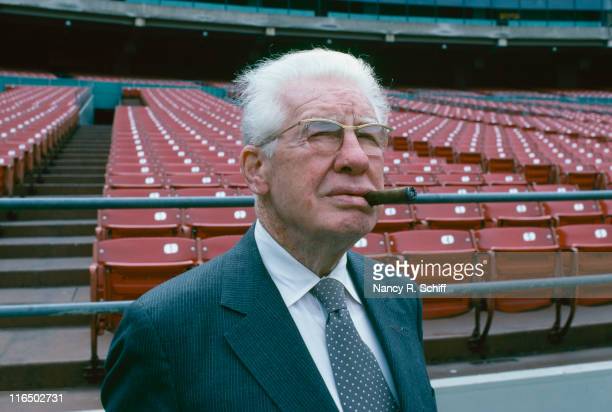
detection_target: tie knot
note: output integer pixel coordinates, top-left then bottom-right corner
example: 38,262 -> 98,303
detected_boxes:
311,278 -> 347,313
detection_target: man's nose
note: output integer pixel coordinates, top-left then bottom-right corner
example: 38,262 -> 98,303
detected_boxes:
333,130 -> 370,175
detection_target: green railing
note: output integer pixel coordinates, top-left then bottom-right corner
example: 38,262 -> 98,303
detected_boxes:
1,190 -> 612,210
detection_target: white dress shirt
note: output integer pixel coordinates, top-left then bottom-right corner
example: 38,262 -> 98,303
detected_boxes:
254,221 -> 398,411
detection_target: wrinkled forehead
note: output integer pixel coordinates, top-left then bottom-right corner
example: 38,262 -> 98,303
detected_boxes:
279,77 -> 378,124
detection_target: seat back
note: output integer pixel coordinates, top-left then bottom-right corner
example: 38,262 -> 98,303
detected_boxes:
200,235 -> 242,262
556,224 -> 612,305
97,208 -> 182,239
388,229 -> 476,319
474,227 -> 558,312
183,207 -> 256,238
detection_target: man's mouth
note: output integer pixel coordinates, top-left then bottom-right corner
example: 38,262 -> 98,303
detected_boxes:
325,188 -> 374,209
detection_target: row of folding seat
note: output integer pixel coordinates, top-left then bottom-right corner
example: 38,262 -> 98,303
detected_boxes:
89,224 -> 612,333
94,193 -> 612,245
391,95 -> 612,139
0,86 -> 84,195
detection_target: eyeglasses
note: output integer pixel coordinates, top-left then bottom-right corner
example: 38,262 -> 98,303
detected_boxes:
258,118 -> 393,156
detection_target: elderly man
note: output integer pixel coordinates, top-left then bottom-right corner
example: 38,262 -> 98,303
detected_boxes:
102,49 -> 437,412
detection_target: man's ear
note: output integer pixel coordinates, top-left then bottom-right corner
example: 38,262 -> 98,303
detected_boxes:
240,145 -> 270,195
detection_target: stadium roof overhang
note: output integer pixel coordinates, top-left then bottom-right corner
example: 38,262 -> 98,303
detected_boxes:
0,0 -> 610,48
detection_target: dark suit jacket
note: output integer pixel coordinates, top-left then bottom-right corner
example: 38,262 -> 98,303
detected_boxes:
101,226 -> 437,411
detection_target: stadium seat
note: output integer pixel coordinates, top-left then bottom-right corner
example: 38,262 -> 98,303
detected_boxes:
183,207 -> 256,238
103,188 -> 173,198
200,235 -> 242,262
90,237 -> 199,329
473,227 -> 558,312
542,200 -> 603,226
96,208 -> 182,239
483,202 -> 552,227
443,164 -> 483,174
482,173 -> 528,186
556,224 -> 612,305
426,185 -> 478,194
414,203 -> 485,230
351,233 -> 391,261
436,173 -> 483,187
166,173 -> 222,189
386,173 -> 437,188
373,205 -> 415,233
388,229 -> 475,318
559,164 -> 600,190
106,174 -> 165,189
479,185 -> 529,193
174,187 -> 238,197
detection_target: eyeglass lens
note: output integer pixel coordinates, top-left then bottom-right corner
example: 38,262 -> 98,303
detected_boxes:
302,120 -> 388,155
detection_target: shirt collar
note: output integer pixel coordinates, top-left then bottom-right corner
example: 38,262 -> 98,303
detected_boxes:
254,220 -> 362,308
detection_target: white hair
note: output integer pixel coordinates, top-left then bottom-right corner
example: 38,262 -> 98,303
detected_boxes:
234,48 -> 390,156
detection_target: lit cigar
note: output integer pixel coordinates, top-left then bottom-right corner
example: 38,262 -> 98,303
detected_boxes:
364,187 -> 418,206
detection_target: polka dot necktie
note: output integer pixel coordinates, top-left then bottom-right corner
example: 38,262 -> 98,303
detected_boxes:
311,278 -> 398,412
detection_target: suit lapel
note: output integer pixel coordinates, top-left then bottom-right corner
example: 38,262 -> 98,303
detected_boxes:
347,252 -> 432,412
221,227 -> 338,412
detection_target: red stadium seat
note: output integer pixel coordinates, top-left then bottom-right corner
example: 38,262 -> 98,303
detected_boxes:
183,207 -> 256,238
200,235 -> 242,262
174,187 -> 238,197
414,203 -> 484,230
386,173 -> 437,188
482,173 -> 527,186
106,174 -> 165,189
427,186 -> 478,194
531,184 -> 578,193
103,188 -> 173,198
542,200 -> 603,226
351,233 -> 390,261
373,205 -> 415,233
443,164 -> 483,174
166,173 -> 222,189
600,200 -> 612,224
162,163 -> 209,175
559,164 -> 600,190
473,227 -> 558,312
479,185 -> 529,193
483,202 -> 552,227
90,237 -> 199,329
436,173 -> 483,187
96,209 -> 182,239
106,164 -> 160,176
556,224 -> 612,306
388,229 -> 476,318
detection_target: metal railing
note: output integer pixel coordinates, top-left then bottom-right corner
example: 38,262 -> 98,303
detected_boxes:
1,189 -> 612,210
1,273 -> 611,318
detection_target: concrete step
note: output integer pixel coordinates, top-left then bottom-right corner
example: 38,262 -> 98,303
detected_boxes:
50,160 -> 108,167
0,326 -> 112,389
0,219 -> 96,237
37,175 -> 105,184
56,154 -> 108,161
0,257 -> 90,287
0,386 -> 102,411
0,286 -> 90,327
46,166 -> 107,174
31,183 -> 103,196
0,236 -> 94,258
62,144 -> 111,149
